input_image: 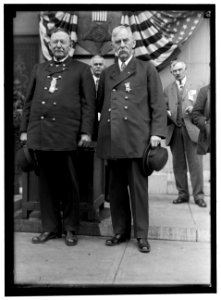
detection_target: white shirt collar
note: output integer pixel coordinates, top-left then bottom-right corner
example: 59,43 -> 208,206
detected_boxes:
118,55 -> 133,69
93,74 -> 99,82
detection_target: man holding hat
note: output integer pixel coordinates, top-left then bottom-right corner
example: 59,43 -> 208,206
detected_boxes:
96,26 -> 167,253
20,27 -> 96,246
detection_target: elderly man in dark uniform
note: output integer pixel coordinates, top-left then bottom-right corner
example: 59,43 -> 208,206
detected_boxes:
20,27 -> 96,246
96,26 -> 167,253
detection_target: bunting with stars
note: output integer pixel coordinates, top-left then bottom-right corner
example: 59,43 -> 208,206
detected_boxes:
39,10 -> 205,70
121,10 -> 204,70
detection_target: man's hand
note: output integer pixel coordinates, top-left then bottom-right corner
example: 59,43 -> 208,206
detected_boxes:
150,135 -> 161,148
20,132 -> 27,143
185,105 -> 193,114
78,134 -> 91,147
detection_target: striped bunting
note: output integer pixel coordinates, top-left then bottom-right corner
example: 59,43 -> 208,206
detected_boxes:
121,11 -> 204,70
39,11 -> 78,60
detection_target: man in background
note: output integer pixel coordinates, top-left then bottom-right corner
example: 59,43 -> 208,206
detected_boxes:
90,55 -> 105,94
164,60 -> 206,208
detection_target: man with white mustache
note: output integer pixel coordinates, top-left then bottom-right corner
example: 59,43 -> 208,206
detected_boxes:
20,27 -> 96,246
96,26 -> 167,253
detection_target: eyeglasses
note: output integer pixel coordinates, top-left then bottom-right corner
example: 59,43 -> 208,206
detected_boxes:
94,63 -> 103,66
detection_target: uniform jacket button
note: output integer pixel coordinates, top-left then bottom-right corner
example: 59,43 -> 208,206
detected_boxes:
107,119 -> 110,122
41,101 -> 45,104
53,102 -> 57,106
108,108 -> 111,112
124,106 -> 128,109
125,96 -> 128,100
47,75 -> 50,78
41,116 -> 44,120
44,87 -> 48,90
52,117 -> 56,121
124,116 -> 128,121
112,89 -> 116,92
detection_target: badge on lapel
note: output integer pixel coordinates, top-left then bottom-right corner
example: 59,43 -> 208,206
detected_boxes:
188,89 -> 197,101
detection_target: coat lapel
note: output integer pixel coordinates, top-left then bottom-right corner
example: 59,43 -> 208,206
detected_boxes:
110,57 -> 136,89
182,79 -> 192,99
171,82 -> 178,105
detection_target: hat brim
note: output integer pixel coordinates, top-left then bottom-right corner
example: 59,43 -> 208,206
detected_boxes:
142,143 -> 153,177
16,146 -> 37,173
142,144 -> 168,177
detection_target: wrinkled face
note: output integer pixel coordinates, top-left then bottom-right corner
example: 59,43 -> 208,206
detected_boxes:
91,57 -> 105,77
171,62 -> 187,81
112,28 -> 136,62
49,31 -> 71,60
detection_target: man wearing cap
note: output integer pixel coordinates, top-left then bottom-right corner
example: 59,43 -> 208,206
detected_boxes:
20,27 -> 96,246
164,60 -> 206,208
96,26 -> 167,253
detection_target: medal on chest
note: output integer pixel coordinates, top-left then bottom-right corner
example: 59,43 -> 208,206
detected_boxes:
124,82 -> 132,93
49,77 -> 58,94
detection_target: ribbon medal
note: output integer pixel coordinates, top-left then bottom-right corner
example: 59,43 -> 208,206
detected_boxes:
49,77 -> 57,94
125,82 -> 132,93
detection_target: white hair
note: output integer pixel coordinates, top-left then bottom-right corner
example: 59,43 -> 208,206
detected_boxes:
111,25 -> 134,43
170,60 -> 187,71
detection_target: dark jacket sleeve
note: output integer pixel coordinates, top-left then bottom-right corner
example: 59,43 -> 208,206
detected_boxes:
192,87 -> 208,130
19,64 -> 38,133
80,64 -> 96,136
147,62 -> 167,138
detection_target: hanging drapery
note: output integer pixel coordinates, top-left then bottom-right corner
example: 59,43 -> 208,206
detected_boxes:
121,11 -> 204,70
39,11 -> 78,60
39,10 -> 204,70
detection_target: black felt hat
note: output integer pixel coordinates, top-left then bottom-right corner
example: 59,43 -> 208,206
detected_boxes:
142,144 -> 168,176
16,145 -> 38,173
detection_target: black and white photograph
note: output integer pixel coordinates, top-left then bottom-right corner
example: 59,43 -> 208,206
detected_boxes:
3,1 -> 217,297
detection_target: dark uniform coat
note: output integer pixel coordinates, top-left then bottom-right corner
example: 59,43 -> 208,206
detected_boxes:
20,57 -> 96,151
96,57 -> 167,159
164,79 -> 200,146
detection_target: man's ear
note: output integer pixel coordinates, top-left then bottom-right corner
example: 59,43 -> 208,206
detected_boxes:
133,40 -> 136,49
48,41 -> 52,51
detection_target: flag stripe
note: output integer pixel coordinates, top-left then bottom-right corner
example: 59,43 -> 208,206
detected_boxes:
121,10 -> 204,69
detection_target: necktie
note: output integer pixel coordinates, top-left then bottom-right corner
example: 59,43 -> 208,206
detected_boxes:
95,78 -> 99,92
121,62 -> 126,72
178,80 -> 183,90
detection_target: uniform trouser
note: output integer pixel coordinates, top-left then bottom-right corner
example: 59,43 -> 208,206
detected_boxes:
108,159 -> 149,239
36,151 -> 80,234
170,126 -> 204,201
